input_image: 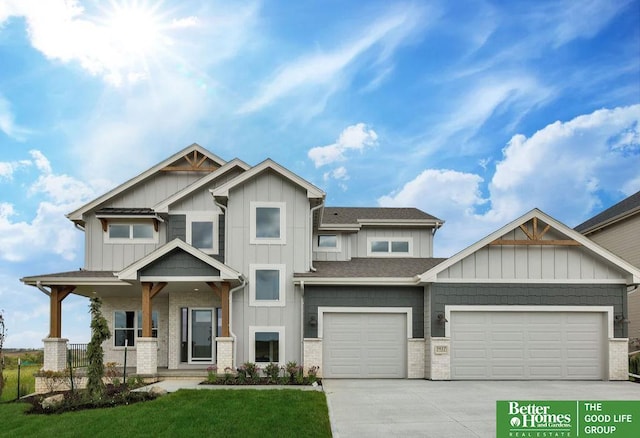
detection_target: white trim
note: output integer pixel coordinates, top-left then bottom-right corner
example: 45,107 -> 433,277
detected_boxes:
313,233 -> 341,252
444,305 -> 614,338
249,325 -> 285,365
104,221 -> 159,244
430,278 -> 628,284
186,211 -> 219,255
140,276 -> 223,282
317,306 -> 413,339
420,208 -> 640,284
294,277 -> 420,286
249,264 -> 286,307
250,202 -> 286,245
211,158 -> 325,200
366,237 -> 413,257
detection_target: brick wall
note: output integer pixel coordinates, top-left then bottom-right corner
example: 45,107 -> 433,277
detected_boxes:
407,338 -> 425,378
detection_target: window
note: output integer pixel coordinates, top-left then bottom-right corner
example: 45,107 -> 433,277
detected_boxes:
249,326 -> 285,364
105,222 -> 158,243
250,202 -> 286,244
114,310 -> 158,347
249,264 -> 286,306
186,213 -> 218,254
367,237 -> 413,256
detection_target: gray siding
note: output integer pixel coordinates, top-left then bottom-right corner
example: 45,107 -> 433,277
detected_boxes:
430,283 -> 627,338
587,214 -> 640,268
304,285 -> 424,338
353,227 -> 433,258
167,214 -> 225,262
141,249 -> 220,277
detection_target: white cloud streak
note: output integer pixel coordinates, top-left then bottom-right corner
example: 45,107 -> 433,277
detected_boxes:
309,123 -> 378,167
0,95 -> 31,140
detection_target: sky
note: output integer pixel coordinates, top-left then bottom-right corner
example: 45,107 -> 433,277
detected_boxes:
0,0 -> 638,348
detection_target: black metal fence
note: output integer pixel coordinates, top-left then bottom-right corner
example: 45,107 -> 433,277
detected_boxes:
67,343 -> 89,368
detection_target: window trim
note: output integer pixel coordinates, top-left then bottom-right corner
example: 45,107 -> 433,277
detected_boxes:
314,234 -> 341,252
104,221 -> 159,244
186,212 -> 219,254
249,326 -> 285,365
249,264 -> 286,307
250,202 -> 286,245
366,237 -> 413,257
113,310 -> 159,348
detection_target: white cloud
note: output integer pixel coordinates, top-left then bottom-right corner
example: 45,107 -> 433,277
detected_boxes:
379,105 -> 640,256
238,4 -> 429,114
0,150 -> 96,262
0,95 -> 31,140
323,166 -> 349,182
309,123 -> 378,167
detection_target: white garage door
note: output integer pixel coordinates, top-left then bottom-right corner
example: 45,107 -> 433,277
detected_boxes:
323,313 -> 407,378
451,311 -> 605,380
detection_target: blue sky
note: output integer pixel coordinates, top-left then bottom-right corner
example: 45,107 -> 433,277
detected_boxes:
0,0 -> 638,348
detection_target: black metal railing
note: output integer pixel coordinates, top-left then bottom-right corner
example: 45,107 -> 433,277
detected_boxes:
67,343 -> 89,368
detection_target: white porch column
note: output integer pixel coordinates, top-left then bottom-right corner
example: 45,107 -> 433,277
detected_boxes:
136,337 -> 158,375
43,338 -> 68,371
215,337 -> 234,372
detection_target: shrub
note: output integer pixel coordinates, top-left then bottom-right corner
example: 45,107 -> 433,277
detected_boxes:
239,362 -> 260,383
264,362 -> 281,383
223,367 -> 235,384
307,366 -> 319,384
86,298 -> 111,398
0,310 -> 5,399
207,365 -> 218,383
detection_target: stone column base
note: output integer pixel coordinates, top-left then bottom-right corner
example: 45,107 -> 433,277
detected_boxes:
136,337 -> 158,375
608,338 -> 628,380
303,338 -> 322,377
43,338 -> 68,371
408,338 -> 426,379
429,337 -> 451,380
215,337 -> 234,372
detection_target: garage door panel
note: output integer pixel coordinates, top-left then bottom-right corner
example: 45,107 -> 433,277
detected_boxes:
451,311 -> 604,380
323,312 -> 407,378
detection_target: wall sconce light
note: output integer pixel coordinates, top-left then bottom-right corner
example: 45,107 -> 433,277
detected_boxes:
614,314 -> 629,324
436,312 -> 448,324
309,314 -> 317,327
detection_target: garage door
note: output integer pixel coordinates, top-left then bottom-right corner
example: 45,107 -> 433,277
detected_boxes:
451,311 -> 604,380
323,313 -> 407,378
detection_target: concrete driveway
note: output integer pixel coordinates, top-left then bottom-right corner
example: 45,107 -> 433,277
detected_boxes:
322,379 -> 640,438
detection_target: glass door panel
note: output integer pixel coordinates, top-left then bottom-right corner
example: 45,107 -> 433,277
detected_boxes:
189,309 -> 213,363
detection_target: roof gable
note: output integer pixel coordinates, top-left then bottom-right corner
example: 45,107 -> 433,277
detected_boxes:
117,239 -> 241,281
211,159 -> 325,200
420,208 -> 640,284
153,158 -> 250,213
68,144 -> 227,222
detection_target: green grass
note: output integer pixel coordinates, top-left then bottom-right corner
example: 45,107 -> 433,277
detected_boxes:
0,389 -> 332,437
1,365 -> 40,402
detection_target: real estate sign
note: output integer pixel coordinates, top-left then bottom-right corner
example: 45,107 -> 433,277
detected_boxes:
497,400 -> 639,437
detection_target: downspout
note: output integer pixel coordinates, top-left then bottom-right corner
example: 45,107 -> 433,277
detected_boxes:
309,201 -> 325,272
228,275 -> 246,369
300,280 -> 305,360
74,223 -> 85,232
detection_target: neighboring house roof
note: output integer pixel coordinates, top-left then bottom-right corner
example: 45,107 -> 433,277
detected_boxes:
211,158 -> 325,200
294,257 -> 446,284
574,190 -> 640,234
21,270 -> 123,286
319,207 -> 443,230
153,158 -> 251,213
67,143 -> 227,224
420,208 -> 640,284
117,238 -> 242,282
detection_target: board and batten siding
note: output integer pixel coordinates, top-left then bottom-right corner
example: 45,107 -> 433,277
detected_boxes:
84,171 -> 204,271
586,214 -> 640,269
352,227 -> 433,258
226,170 -> 311,365
312,233 -> 352,262
437,228 -> 628,281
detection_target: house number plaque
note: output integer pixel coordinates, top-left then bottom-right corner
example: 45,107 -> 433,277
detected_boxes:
434,345 -> 448,355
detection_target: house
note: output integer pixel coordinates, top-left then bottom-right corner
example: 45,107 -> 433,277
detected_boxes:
21,144 -> 640,382
575,191 -> 640,342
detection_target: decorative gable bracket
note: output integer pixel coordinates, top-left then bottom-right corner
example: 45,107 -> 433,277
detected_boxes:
489,217 -> 580,246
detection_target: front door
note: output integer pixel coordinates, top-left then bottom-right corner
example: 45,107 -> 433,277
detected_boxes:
188,308 -> 215,363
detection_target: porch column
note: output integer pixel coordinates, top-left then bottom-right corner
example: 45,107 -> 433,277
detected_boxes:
49,286 -> 75,338
137,282 -> 166,375
42,338 -> 69,371
206,281 -> 230,336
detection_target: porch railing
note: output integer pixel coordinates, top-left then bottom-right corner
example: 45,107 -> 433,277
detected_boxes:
67,343 -> 89,368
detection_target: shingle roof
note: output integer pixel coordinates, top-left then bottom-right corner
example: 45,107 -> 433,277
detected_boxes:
22,270 -> 116,279
574,191 -> 640,233
321,207 -> 442,225
295,258 -> 446,278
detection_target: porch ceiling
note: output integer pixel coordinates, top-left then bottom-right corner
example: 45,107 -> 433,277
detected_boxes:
77,280 -> 223,299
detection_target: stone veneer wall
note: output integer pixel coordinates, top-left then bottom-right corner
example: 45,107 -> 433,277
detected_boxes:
609,338 -> 629,380
407,339 -> 425,378
303,338 -> 323,377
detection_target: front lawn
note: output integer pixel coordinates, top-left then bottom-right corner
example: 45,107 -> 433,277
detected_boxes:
0,389 -> 331,437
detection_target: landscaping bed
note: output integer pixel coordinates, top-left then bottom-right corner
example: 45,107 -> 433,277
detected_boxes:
201,361 -> 321,386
